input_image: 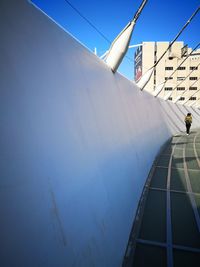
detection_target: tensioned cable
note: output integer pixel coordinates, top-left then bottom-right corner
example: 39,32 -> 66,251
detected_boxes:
156,42 -> 200,97
165,42 -> 200,81
64,0 -> 136,64
183,85 -> 200,105
139,6 -> 199,91
177,76 -> 200,98
170,62 -> 200,94
63,1 -> 199,69
164,75 -> 200,103
64,0 -> 111,43
153,7 -> 200,68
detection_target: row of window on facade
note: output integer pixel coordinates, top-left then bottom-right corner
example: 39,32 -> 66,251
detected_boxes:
164,87 -> 198,91
165,77 -> 198,81
168,97 -> 197,101
165,66 -> 198,70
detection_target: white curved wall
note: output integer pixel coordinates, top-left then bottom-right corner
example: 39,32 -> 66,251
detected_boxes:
1,1 -> 200,267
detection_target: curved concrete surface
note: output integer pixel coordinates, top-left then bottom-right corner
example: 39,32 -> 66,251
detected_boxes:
0,1 -> 200,266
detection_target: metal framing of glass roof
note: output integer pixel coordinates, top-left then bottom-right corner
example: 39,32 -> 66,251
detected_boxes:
123,130 -> 200,267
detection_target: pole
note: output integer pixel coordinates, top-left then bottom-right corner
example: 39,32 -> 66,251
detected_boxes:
105,0 -> 148,73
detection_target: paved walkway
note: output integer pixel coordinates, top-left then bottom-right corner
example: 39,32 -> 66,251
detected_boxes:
123,130 -> 200,267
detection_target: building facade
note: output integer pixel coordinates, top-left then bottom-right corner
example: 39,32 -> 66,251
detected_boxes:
134,42 -> 200,106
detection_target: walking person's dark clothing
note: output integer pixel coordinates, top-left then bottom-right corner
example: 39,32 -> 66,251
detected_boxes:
185,113 -> 192,135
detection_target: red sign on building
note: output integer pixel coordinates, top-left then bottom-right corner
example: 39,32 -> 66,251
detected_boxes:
134,46 -> 143,81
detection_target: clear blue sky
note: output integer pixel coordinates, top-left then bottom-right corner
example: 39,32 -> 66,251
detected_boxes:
31,0 -> 200,80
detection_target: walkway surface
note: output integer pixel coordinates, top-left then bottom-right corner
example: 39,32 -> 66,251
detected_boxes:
123,129 -> 200,267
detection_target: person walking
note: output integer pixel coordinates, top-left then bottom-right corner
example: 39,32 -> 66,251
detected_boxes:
185,113 -> 192,135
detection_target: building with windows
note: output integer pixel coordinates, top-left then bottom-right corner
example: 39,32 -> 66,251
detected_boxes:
134,42 -> 200,106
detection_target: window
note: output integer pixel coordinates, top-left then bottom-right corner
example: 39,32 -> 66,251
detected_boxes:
177,77 -> 185,81
190,66 -> 198,70
189,87 -> 197,90
179,97 -> 185,101
189,77 -> 198,80
177,66 -> 186,70
189,97 -> 196,100
177,87 -> 185,91
165,77 -> 173,80
165,67 -> 173,70
165,87 -> 173,91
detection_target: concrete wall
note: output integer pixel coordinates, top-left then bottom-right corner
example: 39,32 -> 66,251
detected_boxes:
1,1 -> 200,267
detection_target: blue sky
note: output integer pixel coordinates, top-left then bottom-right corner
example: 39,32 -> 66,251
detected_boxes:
31,0 -> 200,80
